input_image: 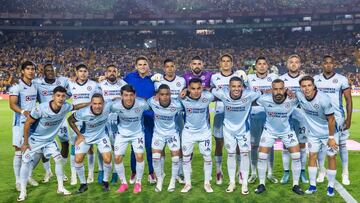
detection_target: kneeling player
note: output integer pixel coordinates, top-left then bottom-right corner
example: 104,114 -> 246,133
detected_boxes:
18,86 -> 88,201
148,84 -> 183,192
68,94 -> 113,193
254,79 -> 304,195
296,76 -> 338,197
212,76 -> 260,194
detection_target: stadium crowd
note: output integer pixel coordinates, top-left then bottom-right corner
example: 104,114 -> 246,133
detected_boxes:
0,30 -> 359,92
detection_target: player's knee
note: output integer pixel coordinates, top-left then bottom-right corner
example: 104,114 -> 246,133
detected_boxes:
290,152 -> 301,160
75,156 -> 83,164
258,152 -> 268,160
171,156 -> 179,163
103,155 -> 111,164
135,153 -> 143,162
152,153 -> 161,161
203,155 -> 212,163
114,156 -> 123,164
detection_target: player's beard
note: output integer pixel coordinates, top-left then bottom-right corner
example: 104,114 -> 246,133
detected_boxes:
108,75 -> 116,82
274,94 -> 285,104
192,68 -> 202,75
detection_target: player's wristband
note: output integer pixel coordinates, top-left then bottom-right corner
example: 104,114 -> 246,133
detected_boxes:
20,110 -> 25,115
329,135 -> 334,139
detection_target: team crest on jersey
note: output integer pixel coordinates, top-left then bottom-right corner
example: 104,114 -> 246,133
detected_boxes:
186,108 -> 192,113
201,76 -> 205,80
87,86 -> 92,91
155,114 -> 160,119
104,90 -> 109,96
285,102 -> 290,109
154,140 -> 159,146
313,104 -> 320,109
170,107 -> 176,112
241,98 -> 248,103
226,106 -> 232,111
135,108 -> 140,113
25,154 -> 31,160
333,79 -> 338,84
202,98 -> 208,103
56,81 -> 61,85
267,78 -> 272,82
114,146 -> 119,151
176,82 -> 181,87
42,90 -> 48,96
75,145 -> 80,151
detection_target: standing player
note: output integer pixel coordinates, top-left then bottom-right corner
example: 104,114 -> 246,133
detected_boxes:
179,78 -> 214,193
247,57 -> 278,184
9,61 -> 39,192
254,79 -> 304,195
148,84 -> 183,192
33,63 -> 70,183
183,56 -> 212,88
97,64 -> 127,184
111,85 -> 149,193
296,76 -> 338,197
68,64 -> 101,185
18,86 -> 88,201
211,77 -> 260,194
67,94 -> 113,193
314,55 -> 352,185
279,55 -> 309,184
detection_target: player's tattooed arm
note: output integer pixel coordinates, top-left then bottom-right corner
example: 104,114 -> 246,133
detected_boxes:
9,96 -> 30,117
22,116 -> 37,152
326,113 -> 337,150
67,114 -> 85,145
73,102 -> 90,110
343,87 -> 352,129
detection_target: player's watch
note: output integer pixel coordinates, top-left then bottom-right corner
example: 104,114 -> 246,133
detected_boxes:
329,135 -> 334,139
20,110 -> 25,115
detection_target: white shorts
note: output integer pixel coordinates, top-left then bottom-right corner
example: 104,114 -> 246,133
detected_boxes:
260,130 -> 299,149
223,129 -> 251,153
75,136 -> 112,154
22,139 -> 61,163
181,130 -> 212,156
213,113 -> 224,139
307,134 -> 339,157
58,121 -> 69,143
152,133 -> 180,151
114,133 -> 145,156
250,117 -> 266,145
12,125 -> 23,148
335,117 -> 349,143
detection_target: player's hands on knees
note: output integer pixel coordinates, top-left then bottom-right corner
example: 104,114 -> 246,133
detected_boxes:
327,138 -> 338,150
21,143 -> 30,153
23,111 -> 30,118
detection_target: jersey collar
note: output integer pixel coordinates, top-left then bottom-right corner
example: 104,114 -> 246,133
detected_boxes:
90,106 -> 102,116
305,90 -> 318,102
164,75 -> 176,82
229,91 -> 242,100
287,72 -> 300,79
221,71 -> 234,77
122,100 -> 135,110
159,100 -> 171,108
21,78 -> 32,87
76,79 -> 88,86
49,101 -> 61,114
323,72 -> 336,80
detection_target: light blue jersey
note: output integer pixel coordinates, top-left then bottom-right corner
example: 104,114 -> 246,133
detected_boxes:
154,75 -> 186,99
9,79 -> 38,126
68,79 -> 101,105
314,73 -> 349,120
257,94 -> 298,134
99,79 -> 127,102
29,102 -> 73,142
148,97 -> 183,136
33,77 -> 69,103
111,98 -> 150,137
296,91 -> 334,137
279,73 -> 304,92
180,91 -> 214,134
74,102 -> 112,143
210,72 -> 236,113
212,88 -> 261,135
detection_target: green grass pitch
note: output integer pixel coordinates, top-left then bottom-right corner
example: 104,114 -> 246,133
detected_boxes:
0,97 -> 360,203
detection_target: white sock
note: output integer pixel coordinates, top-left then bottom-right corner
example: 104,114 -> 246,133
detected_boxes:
308,166 -> 317,186
227,153 -> 236,183
203,155 -> 212,182
152,153 -> 162,179
291,152 -> 301,186
75,162 -> 86,184
240,152 -> 250,184
97,151 -> 104,171
171,156 -> 180,180
178,157 -> 183,176
88,154 -> 94,176
251,146 -> 259,175
183,156 -> 192,185
62,157 -> 67,168
268,148 -> 274,175
327,169 -> 336,188
317,146 -> 326,172
103,162 -> 112,182
236,154 -> 241,173
70,154 -> 76,176
214,155 -> 222,174
282,149 -> 290,171
14,151 -> 22,184
20,161 -> 30,192
257,152 -> 268,185
160,156 -> 165,175
43,160 -> 51,173
54,158 -> 64,190
135,161 -> 144,183
300,148 -> 307,170
114,162 -> 127,184
339,144 -> 349,175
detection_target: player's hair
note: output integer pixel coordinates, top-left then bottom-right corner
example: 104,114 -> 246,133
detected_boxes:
21,61 -> 36,70
91,93 -> 104,102
53,86 -> 67,94
299,75 -> 315,86
255,56 -> 267,64
163,58 -> 175,65
323,55 -> 334,61
158,84 -> 170,91
229,76 -> 243,85
106,64 -> 117,70
287,54 -> 301,61
188,78 -> 202,86
43,63 -> 54,72
272,78 -> 284,85
191,55 -> 203,61
75,64 -> 88,71
135,56 -> 149,64
220,53 -> 233,62
121,84 -> 136,94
